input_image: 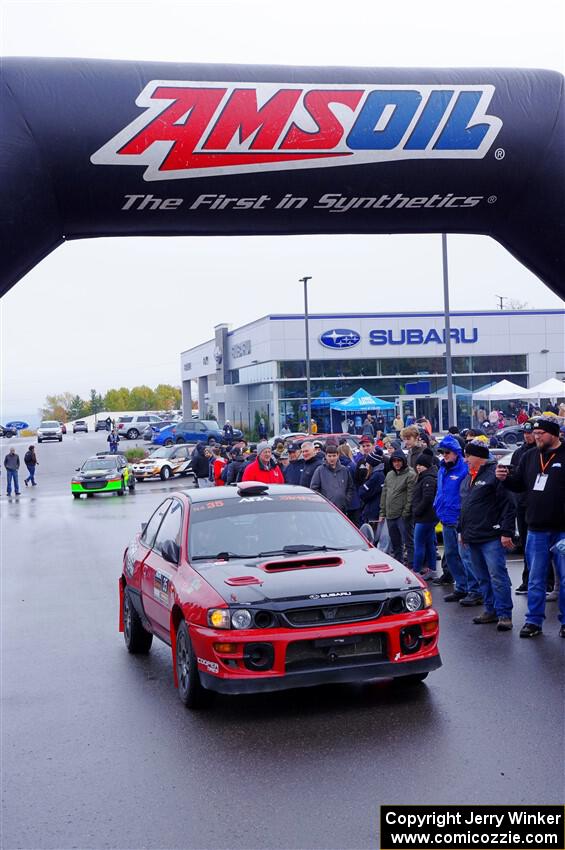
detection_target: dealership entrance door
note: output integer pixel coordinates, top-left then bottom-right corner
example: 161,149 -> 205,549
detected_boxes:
401,397 -> 441,432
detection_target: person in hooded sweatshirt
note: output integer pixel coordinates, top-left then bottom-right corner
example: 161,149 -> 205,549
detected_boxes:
224,447 -> 246,485
411,454 -> 438,578
433,434 -> 482,605
310,442 -> 353,512
191,443 -> 212,487
378,450 -> 416,565
359,450 -> 386,529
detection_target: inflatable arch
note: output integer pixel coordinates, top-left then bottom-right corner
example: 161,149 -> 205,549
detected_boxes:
1,58 -> 564,299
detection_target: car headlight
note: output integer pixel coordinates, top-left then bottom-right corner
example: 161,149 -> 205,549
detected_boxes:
405,591 -> 424,612
207,609 -> 231,629
231,609 -> 253,630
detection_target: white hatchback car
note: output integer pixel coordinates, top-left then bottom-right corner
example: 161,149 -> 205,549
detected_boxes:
37,420 -> 63,442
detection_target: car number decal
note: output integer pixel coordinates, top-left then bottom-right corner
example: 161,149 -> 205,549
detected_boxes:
153,571 -> 171,604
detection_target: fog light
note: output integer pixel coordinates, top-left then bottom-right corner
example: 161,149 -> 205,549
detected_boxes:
400,626 -> 422,654
243,643 -> 274,671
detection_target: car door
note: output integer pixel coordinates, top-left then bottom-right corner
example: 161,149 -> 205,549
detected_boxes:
170,445 -> 190,475
141,498 -> 184,637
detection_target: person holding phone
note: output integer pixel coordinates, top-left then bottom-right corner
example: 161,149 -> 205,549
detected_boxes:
496,417 -> 565,638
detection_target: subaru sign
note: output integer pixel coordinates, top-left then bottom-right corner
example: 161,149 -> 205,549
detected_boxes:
320,329 -> 361,350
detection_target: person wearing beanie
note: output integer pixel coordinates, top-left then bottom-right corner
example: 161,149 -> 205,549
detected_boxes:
506,420 -> 538,595
496,416 -> 565,638
460,441 -> 516,631
411,455 -> 438,578
378,450 -> 416,566
310,442 -> 353,512
241,442 -> 284,484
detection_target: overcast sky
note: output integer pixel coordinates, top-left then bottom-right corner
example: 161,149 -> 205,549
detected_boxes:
1,0 -> 564,423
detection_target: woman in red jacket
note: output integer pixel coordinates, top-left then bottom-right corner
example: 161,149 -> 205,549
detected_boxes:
242,442 -> 284,484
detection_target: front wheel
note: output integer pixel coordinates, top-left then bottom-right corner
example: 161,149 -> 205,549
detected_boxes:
123,591 -> 153,653
37,439 -> 42,443
127,429 -> 139,440
160,466 -> 172,481
72,493 -> 80,499
117,479 -> 126,496
176,622 -> 209,709
504,433 -> 518,445
164,438 -> 173,447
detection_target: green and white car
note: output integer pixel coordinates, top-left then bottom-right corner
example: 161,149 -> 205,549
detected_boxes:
71,453 -> 136,498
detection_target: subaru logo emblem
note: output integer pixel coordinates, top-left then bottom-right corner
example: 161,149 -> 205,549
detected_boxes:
319,329 -> 360,349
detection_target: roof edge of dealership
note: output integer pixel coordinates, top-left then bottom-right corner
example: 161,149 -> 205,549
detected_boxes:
180,309 -> 565,434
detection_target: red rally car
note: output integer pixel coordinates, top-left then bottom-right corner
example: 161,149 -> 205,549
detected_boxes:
119,482 -> 441,708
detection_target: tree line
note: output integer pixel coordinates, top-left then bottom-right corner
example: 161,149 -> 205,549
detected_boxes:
41,385 -> 182,422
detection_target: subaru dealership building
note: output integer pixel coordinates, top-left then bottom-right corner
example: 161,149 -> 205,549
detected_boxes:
180,309 -> 565,433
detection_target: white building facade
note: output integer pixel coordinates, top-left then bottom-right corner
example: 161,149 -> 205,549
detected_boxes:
180,309 -> 565,433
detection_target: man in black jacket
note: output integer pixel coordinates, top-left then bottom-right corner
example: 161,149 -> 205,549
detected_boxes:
412,455 -> 438,578
496,417 -> 565,638
283,443 -> 303,485
299,441 -> 324,489
509,421 -> 537,594
310,443 -> 353,512
460,441 -> 516,631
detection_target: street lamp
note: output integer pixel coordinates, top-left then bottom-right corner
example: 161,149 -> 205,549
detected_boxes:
442,235 -> 455,428
299,276 -> 313,434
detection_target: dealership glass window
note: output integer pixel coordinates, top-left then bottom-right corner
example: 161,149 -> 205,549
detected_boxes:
379,357 -> 447,375
471,355 -> 527,373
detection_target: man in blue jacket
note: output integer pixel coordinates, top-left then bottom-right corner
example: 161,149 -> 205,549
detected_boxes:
433,435 -> 482,604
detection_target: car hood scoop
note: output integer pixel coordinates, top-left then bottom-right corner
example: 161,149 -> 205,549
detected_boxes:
260,556 -> 342,572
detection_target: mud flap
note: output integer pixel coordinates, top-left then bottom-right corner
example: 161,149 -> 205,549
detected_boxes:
170,617 -> 178,688
118,578 -> 124,632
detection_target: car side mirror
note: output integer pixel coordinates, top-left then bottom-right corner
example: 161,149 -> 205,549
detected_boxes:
359,523 -> 375,545
75,467 -> 81,472
161,539 -> 180,565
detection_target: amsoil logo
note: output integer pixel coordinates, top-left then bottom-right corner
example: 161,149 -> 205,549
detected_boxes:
91,81 -> 503,181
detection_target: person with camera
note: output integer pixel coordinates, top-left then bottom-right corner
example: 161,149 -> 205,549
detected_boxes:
496,417 -> 565,638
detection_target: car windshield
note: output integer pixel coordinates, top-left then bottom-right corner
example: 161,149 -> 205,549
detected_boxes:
148,448 -> 175,458
76,421 -> 85,424
41,421 -> 60,428
188,494 -> 368,560
82,459 -> 117,471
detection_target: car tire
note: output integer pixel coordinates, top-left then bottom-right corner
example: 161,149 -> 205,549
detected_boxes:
72,493 -> 80,499
37,438 -> 42,443
504,433 -> 518,445
127,429 -> 139,440
117,479 -> 126,496
175,437 -> 186,444
175,621 -> 209,709
164,438 -> 173,447
160,466 -> 172,481
59,436 -> 63,441
123,591 -> 153,654
394,672 -> 429,687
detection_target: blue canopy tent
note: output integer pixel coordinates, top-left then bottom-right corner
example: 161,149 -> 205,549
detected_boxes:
331,388 -> 395,411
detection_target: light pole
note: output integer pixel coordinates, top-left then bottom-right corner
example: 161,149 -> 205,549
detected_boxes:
300,276 -> 313,434
442,235 -> 456,429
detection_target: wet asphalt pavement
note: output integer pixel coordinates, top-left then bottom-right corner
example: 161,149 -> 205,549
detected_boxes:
1,433 -> 564,850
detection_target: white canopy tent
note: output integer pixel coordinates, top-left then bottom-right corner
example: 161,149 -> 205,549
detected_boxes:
472,379 -> 529,401
515,378 -> 565,399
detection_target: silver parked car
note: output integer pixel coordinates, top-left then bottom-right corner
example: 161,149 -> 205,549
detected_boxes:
37,420 -> 63,443
116,414 -> 163,440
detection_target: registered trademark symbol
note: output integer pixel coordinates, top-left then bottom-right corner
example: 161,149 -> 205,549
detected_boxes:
488,195 -> 498,204
495,148 -> 505,160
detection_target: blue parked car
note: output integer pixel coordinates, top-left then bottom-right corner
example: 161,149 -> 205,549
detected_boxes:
151,419 -> 242,446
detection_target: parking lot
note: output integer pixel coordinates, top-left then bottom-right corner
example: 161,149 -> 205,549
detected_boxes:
1,432 -> 564,850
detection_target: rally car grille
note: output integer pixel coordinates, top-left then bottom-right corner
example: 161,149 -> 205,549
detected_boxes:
282,601 -> 383,628
81,480 -> 106,489
286,633 -> 386,671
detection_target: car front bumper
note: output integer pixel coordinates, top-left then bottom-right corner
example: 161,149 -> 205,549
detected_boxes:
190,610 -> 441,695
71,479 -> 122,494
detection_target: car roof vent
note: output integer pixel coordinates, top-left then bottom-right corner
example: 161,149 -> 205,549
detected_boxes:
261,556 -> 342,572
237,482 -> 270,497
